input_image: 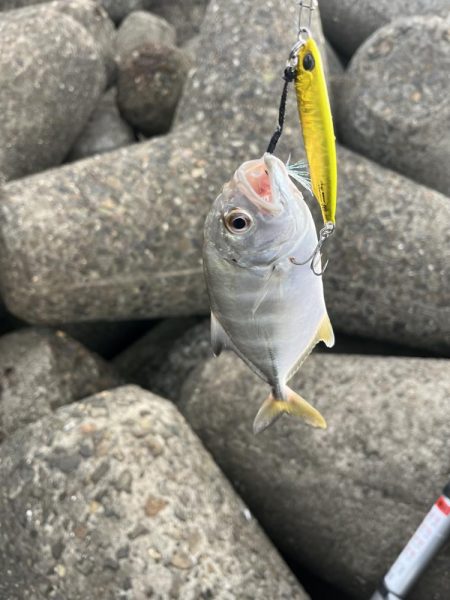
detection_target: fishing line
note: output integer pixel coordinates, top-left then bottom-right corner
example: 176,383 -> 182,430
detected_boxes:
266,66 -> 296,155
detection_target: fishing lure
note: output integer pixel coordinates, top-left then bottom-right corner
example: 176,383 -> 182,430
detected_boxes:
267,0 -> 337,274
295,33 -> 337,227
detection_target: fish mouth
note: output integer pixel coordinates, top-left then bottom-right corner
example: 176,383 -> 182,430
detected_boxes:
233,154 -> 286,214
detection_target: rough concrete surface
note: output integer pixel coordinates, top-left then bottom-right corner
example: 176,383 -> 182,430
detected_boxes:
319,0 -> 450,57
0,385 -> 308,600
180,352 -> 450,600
68,88 -> 135,162
115,10 -> 176,61
142,0 -> 208,44
117,42 -> 190,136
338,16 -> 450,196
0,0 -> 327,322
0,4 -> 106,181
0,327 -> 119,441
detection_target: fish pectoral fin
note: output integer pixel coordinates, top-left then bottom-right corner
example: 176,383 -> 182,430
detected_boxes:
253,386 -> 327,435
318,313 -> 335,348
210,312 -> 230,357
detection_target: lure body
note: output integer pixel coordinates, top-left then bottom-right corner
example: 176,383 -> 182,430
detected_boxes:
295,37 -> 337,225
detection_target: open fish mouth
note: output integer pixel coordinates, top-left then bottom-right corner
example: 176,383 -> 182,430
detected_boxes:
233,153 -> 285,214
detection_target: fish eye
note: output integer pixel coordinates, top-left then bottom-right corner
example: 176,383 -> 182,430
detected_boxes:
303,52 -> 315,71
223,208 -> 253,235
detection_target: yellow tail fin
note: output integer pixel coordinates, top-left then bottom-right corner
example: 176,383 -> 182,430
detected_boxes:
253,386 -> 327,434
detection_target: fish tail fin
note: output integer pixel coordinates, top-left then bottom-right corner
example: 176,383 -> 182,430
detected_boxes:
253,386 -> 327,435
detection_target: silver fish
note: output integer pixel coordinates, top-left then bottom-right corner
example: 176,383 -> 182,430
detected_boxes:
203,153 -> 334,434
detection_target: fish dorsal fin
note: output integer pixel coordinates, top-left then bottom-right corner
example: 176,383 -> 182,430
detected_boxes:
286,313 -> 335,382
286,159 -> 312,195
210,312 -> 269,383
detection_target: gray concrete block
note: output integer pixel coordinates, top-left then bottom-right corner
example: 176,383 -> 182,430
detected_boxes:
179,351 -> 450,600
67,88 -> 135,161
337,16 -> 450,196
0,3 -> 106,181
0,327 -> 120,442
319,0 -> 450,57
0,385 -> 309,600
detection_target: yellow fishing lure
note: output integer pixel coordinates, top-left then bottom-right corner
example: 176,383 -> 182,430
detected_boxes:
295,37 -> 337,226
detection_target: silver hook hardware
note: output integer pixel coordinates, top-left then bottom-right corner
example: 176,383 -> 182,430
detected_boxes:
290,221 -> 335,276
297,0 -> 317,38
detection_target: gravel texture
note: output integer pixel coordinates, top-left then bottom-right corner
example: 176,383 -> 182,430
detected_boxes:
0,328 -> 119,442
337,16 -> 450,196
180,352 -> 450,600
0,385 -> 308,600
319,0 -> 450,57
0,4 -> 106,181
68,88 -> 135,162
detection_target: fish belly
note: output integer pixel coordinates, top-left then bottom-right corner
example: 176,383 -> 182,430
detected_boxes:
204,245 -> 327,387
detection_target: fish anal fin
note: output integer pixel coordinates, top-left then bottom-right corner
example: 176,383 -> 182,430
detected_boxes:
210,312 -> 230,357
318,313 -> 335,348
253,386 -> 326,434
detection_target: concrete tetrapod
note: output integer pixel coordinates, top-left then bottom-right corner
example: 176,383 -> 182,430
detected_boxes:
0,327 -> 120,442
0,0 -> 448,352
179,352 -> 450,600
319,0 -> 450,58
0,385 -> 308,600
0,139 -> 448,353
338,16 -> 450,196
0,2 -> 108,181
0,0 -> 326,321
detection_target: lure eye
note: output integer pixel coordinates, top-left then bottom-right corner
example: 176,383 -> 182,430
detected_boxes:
302,52 -> 315,71
223,208 -> 253,234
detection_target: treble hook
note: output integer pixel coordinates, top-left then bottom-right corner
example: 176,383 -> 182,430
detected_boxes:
290,221 -> 335,276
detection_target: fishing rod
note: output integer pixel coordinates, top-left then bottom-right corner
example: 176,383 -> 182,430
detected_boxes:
370,482 -> 450,600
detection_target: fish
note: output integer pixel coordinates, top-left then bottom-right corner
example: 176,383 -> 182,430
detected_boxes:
294,35 -> 337,226
203,153 -> 334,434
